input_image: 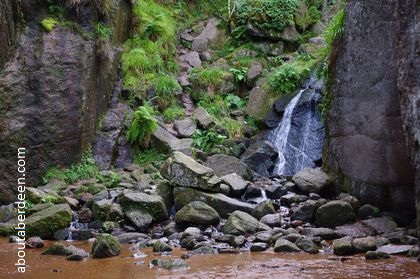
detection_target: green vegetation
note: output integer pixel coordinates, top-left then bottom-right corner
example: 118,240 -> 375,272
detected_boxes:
127,104 -> 159,147
294,2 -> 322,31
42,149 -> 99,184
233,0 -> 299,36
224,93 -> 246,109
189,67 -> 231,96
133,147 -> 167,166
268,55 -> 318,95
95,22 -> 112,39
154,75 -> 181,111
193,129 -> 227,153
319,8 -> 345,118
324,8 -> 345,57
121,0 -> 178,98
41,17 -> 59,32
229,67 -> 248,83
96,171 -> 121,188
220,117 -> 243,138
163,105 -> 185,123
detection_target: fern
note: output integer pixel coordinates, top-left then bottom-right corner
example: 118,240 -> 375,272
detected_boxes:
127,104 -> 158,147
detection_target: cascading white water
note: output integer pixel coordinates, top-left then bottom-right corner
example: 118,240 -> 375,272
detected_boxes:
269,90 -> 304,175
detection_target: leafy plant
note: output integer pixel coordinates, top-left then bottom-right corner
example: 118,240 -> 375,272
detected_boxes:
96,171 -> 121,188
163,105 -> 185,123
269,64 -> 306,95
127,104 -> 159,147
233,0 -> 299,37
198,95 -> 228,117
229,67 -> 247,83
95,22 -> 112,39
224,94 -> 245,109
192,129 -> 227,153
41,17 -> 59,32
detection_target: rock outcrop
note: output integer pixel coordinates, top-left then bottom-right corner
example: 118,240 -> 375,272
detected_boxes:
0,0 -> 131,204
325,0 -> 418,225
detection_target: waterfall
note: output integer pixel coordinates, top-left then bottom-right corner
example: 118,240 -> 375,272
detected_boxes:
267,75 -> 324,176
269,90 -> 304,175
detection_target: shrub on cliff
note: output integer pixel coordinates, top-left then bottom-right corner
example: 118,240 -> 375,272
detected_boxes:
233,0 -> 299,35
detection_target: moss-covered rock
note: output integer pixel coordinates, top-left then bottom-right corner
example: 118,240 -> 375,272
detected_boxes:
42,242 -> 88,258
223,210 -> 267,236
160,151 -> 221,192
119,192 -> 168,221
91,234 -> 121,258
174,187 -> 254,218
175,201 -> 220,226
26,204 -> 72,239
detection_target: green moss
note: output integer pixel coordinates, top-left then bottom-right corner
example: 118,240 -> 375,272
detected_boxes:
91,234 -> 121,258
41,17 -> 59,32
26,204 -> 72,238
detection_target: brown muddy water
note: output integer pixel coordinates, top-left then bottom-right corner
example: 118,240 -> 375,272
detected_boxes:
0,238 -> 418,279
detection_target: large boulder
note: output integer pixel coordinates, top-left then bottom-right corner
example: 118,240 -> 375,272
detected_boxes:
205,154 -> 253,180
315,201 -> 356,228
193,107 -> 213,129
152,126 -> 193,155
192,18 -> 226,52
118,192 -> 168,221
292,168 -> 331,194
219,173 -> 249,197
223,211 -> 267,236
91,234 -> 121,258
333,236 -> 354,256
274,239 -> 301,253
241,141 -> 278,177
124,210 -> 153,232
174,187 -> 254,218
175,201 -> 220,226
26,204 -> 72,239
161,151 -> 221,192
247,85 -> 277,122
42,242 -> 88,258
174,118 -> 197,138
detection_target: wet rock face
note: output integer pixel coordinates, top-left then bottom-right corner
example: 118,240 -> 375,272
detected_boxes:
395,0 -> 420,239
325,0 -> 416,222
0,1 -> 131,204
0,0 -> 17,68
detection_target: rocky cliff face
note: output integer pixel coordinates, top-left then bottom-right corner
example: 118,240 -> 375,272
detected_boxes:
325,0 -> 418,225
395,0 -> 419,235
0,0 -> 17,68
0,0 -> 131,204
